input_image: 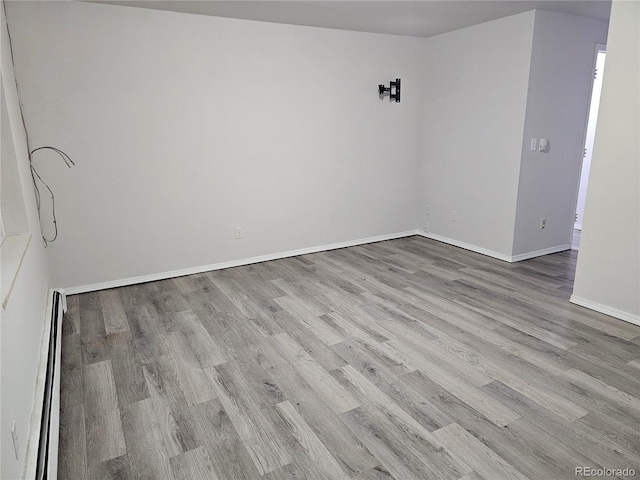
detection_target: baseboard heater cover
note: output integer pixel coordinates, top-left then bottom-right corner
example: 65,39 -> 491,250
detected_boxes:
35,290 -> 65,480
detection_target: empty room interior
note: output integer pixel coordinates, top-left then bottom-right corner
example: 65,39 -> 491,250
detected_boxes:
1,0 -> 639,478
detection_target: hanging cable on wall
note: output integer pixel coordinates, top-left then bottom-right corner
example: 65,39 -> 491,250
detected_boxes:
29,148 -> 75,246
3,1 -> 75,247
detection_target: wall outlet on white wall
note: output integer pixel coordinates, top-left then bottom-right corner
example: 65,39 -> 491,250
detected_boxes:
425,204 -> 432,215
538,137 -> 549,152
11,420 -> 19,460
540,218 -> 546,229
530,138 -> 538,151
235,226 -> 243,239
451,210 -> 458,221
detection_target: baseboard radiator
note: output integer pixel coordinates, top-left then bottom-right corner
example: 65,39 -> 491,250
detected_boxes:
35,290 -> 65,480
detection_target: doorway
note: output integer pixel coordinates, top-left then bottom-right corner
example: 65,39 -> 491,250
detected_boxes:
573,45 -> 606,250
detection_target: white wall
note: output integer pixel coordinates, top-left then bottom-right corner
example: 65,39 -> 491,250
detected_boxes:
418,10 -> 612,262
572,0 -> 640,322
512,11 -> 609,257
6,1 -> 425,290
4,0 -> 635,321
1,85 -> 28,234
419,12 -> 535,259
1,4 -> 52,478
575,50 -> 606,231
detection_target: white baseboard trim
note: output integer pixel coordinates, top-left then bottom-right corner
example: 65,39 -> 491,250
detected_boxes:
64,230 -> 419,295
417,231 -> 572,263
510,244 -> 572,262
417,231 -> 513,262
570,295 -> 640,327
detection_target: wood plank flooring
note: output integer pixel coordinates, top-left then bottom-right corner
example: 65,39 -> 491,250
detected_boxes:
58,236 -> 640,479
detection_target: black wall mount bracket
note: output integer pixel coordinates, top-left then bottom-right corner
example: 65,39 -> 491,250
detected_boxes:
378,78 -> 401,102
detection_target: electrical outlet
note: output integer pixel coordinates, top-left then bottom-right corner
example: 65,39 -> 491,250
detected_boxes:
451,210 -> 457,221
540,218 -> 546,230
11,421 -> 19,460
425,204 -> 432,215
538,138 -> 548,152
530,138 -> 538,151
235,226 -> 243,239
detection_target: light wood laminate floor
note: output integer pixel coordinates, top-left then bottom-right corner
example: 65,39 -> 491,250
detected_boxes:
59,236 -> 640,479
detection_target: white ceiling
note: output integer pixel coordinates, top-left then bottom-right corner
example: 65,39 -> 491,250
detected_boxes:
81,0 -> 611,38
